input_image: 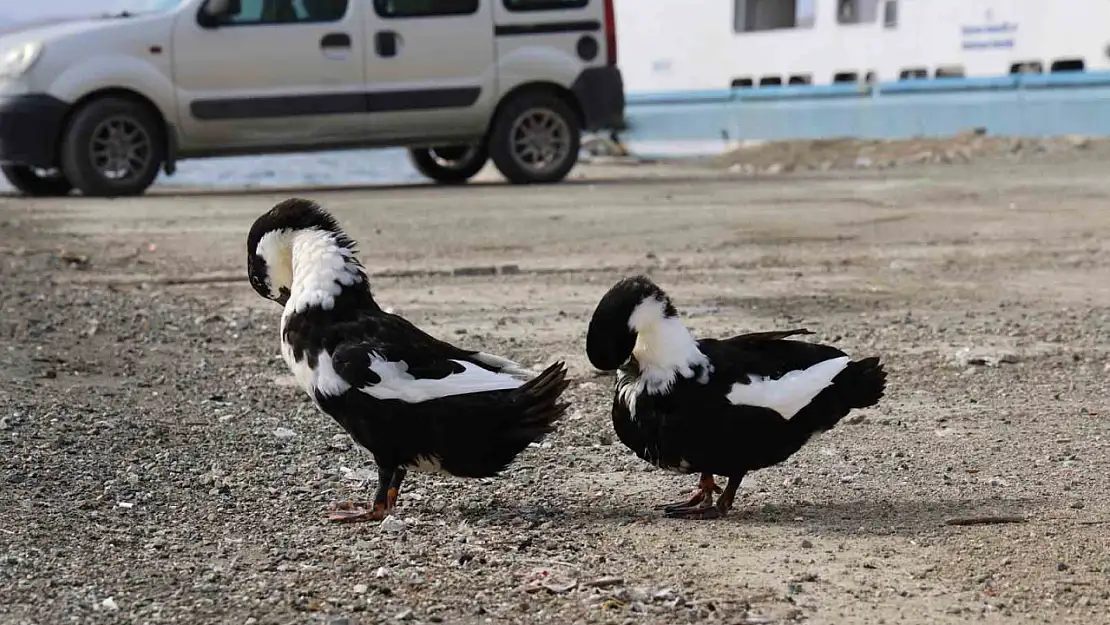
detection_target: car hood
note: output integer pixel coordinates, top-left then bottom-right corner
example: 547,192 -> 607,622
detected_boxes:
0,14 -> 149,48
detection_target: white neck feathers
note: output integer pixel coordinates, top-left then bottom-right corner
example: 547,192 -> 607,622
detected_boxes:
628,298 -> 710,394
287,229 -> 364,314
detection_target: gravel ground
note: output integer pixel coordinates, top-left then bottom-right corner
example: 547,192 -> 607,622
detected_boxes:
2,154 -> 1109,625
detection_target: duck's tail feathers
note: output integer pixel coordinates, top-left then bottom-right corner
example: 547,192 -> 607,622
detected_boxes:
507,360 -> 571,440
441,361 -> 570,478
836,356 -> 887,410
786,356 -> 886,441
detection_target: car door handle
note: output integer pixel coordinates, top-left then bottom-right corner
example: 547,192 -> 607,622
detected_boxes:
321,33 -> 351,49
375,31 -> 398,58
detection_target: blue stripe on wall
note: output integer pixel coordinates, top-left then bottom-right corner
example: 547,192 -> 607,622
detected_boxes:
620,70 -> 1110,153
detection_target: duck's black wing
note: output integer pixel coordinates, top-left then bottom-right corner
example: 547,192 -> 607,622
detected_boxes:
708,327 -> 849,376
315,313 -> 569,477
378,310 -> 534,376
636,330 -> 881,474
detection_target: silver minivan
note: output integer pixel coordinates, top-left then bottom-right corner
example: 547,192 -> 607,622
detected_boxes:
0,0 -> 624,196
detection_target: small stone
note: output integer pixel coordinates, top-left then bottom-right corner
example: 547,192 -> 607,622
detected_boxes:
328,619 -> 351,625
652,588 -> 675,601
1065,135 -> 1090,149
843,413 -> 867,425
375,566 -> 390,578
380,516 -> 406,533
273,427 -> 296,439
954,347 -> 1019,367
354,583 -> 369,594
800,539 -> 814,549
1069,501 -> 1084,509
585,576 -> 624,588
101,598 -> 119,611
394,609 -> 413,621
1057,563 -> 1069,571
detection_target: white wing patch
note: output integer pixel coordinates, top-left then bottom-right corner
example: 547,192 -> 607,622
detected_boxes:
361,355 -> 525,403
726,356 -> 851,420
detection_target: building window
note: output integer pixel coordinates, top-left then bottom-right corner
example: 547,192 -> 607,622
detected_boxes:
935,65 -> 965,78
1009,60 -> 1044,74
882,0 -> 897,28
837,0 -> 880,25
1051,58 -> 1086,72
734,0 -> 815,33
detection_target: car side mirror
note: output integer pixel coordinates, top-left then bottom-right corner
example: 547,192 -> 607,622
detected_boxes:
198,0 -> 241,28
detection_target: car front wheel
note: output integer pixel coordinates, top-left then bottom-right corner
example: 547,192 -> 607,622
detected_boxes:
60,96 -> 164,197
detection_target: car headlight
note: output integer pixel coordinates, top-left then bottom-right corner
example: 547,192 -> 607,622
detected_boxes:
0,42 -> 43,79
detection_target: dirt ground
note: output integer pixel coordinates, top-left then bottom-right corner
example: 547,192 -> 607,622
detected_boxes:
2,153 -> 1109,625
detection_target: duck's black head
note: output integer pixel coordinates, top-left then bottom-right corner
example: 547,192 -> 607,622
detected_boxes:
586,275 -> 679,370
246,197 -> 358,306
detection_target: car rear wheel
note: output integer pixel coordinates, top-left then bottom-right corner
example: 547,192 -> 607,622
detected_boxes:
1,165 -> 73,197
488,91 -> 580,184
408,144 -> 488,184
60,96 -> 164,197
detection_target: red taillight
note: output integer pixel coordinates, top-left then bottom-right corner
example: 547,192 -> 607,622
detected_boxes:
603,0 -> 617,66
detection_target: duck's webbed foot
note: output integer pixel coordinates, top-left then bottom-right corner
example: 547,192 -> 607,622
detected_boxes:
326,467 -> 407,523
664,474 -> 743,521
326,500 -> 391,523
656,473 -> 721,513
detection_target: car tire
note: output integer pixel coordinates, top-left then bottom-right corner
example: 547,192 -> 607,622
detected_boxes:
1,165 -> 73,197
488,91 -> 581,185
408,144 -> 488,184
59,97 -> 164,197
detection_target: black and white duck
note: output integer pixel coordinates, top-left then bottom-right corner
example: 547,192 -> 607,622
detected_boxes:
586,275 -> 887,520
246,198 -> 570,522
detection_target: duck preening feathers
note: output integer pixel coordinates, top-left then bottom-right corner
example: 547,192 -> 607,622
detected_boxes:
586,275 -> 887,520
247,198 -> 570,522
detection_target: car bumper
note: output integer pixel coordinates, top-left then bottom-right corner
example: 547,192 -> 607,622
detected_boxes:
571,66 -> 626,132
0,94 -> 69,168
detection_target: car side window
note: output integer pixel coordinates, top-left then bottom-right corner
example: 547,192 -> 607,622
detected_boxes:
373,0 -> 479,19
214,0 -> 349,25
503,0 -> 587,10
